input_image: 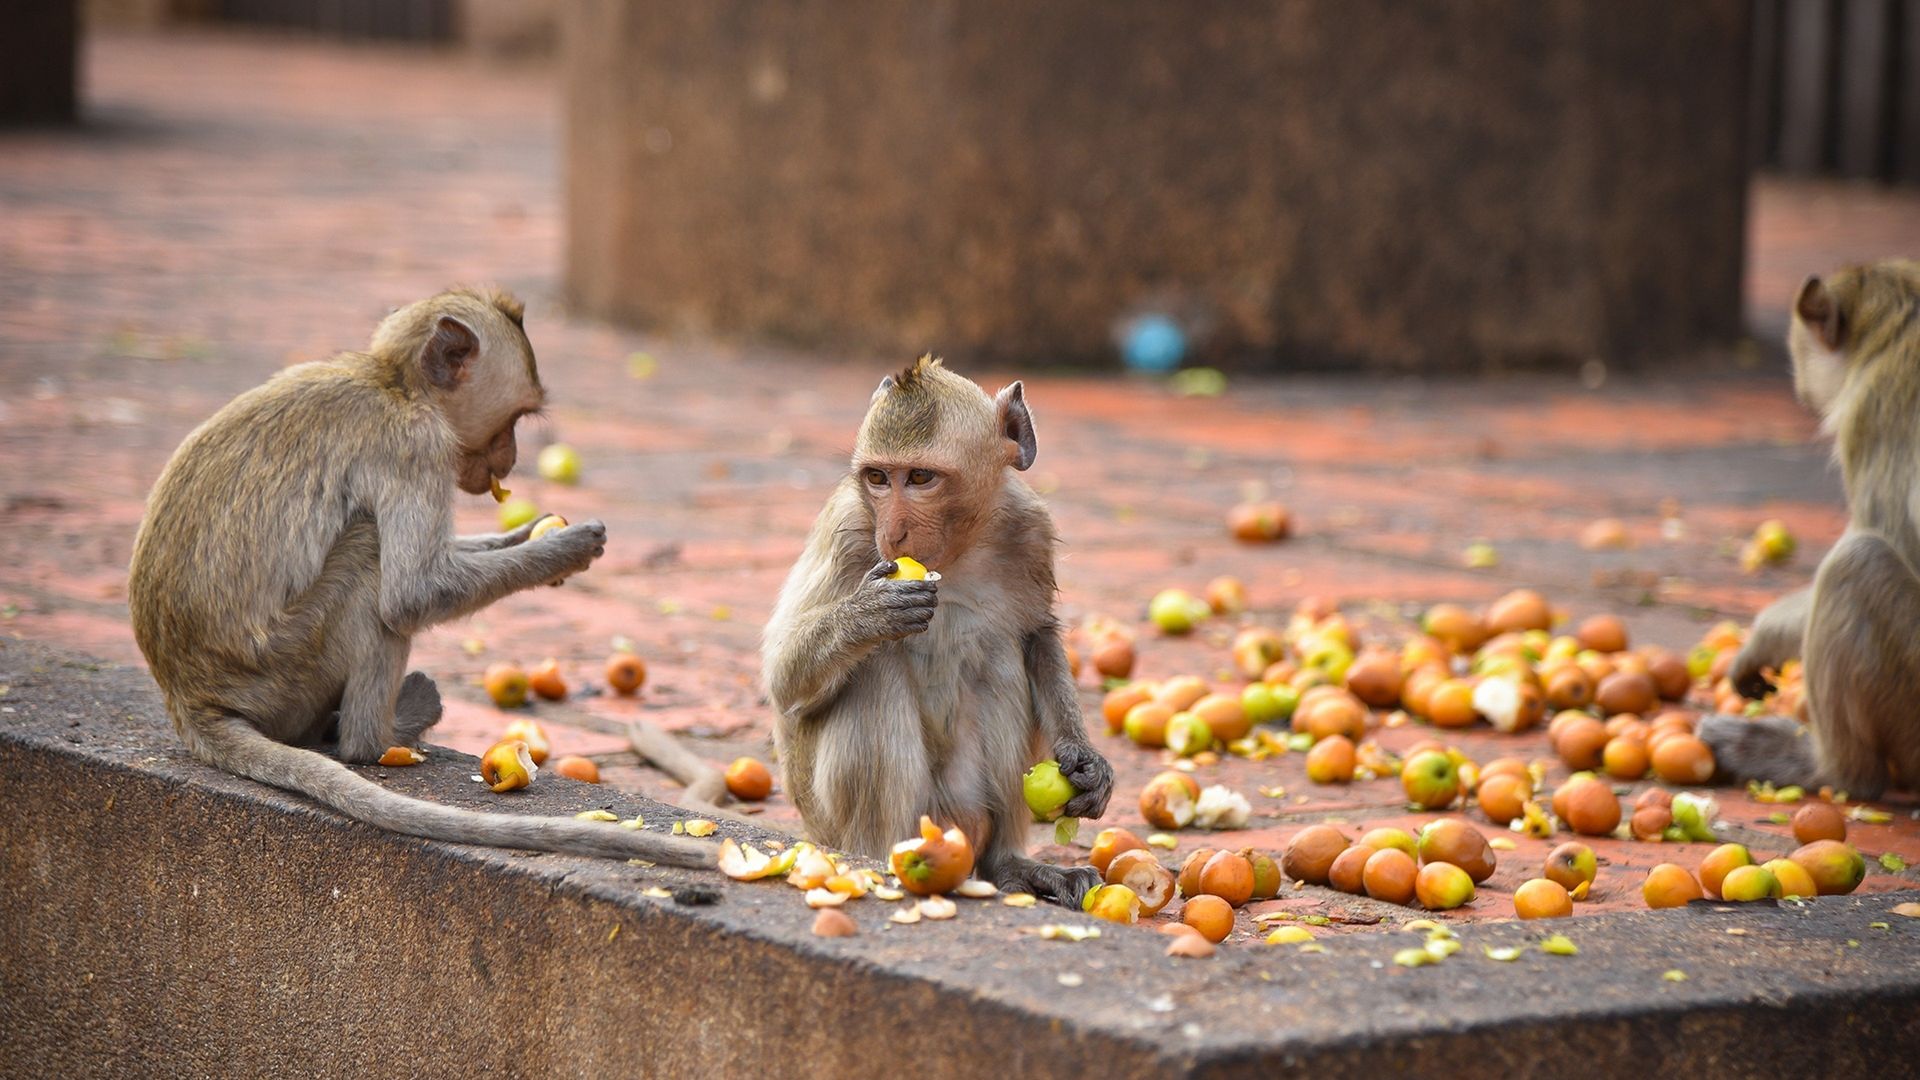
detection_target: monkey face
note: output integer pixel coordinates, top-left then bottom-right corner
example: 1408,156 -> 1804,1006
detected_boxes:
858,463 -> 978,571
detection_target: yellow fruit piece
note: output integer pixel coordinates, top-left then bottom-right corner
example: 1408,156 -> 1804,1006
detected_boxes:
889,556 -> 930,581
684,819 -> 718,838
574,809 -> 619,822
529,514 -> 567,541
1266,926 -> 1315,945
479,740 -> 536,792
378,746 -> 424,767
489,475 -> 510,503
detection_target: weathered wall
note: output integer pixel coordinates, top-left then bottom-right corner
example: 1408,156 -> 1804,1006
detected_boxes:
2,1 -> 80,124
563,1 -> 1750,371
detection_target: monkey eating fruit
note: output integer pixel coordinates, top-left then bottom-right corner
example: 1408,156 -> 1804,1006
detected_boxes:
1700,261 -> 1920,798
128,287 -> 708,867
763,356 -> 1114,906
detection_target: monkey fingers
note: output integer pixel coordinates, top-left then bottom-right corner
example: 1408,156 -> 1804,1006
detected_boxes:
1053,740 -> 1115,819
992,860 -> 1102,909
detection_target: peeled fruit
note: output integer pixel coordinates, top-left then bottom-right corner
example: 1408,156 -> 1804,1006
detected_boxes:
1414,861 -> 1475,910
1473,677 -> 1545,733
1544,842 -> 1598,892
1150,589 -> 1209,634
1105,850 -> 1175,915
1123,702 -> 1174,748
1401,750 -> 1461,810
1181,894 -> 1235,942
501,718 -> 550,765
1595,671 -> 1657,716
1698,843 -> 1753,899
1417,819 -> 1497,883
1197,850 -> 1256,906
1101,685 -> 1153,734
536,443 -> 582,484
1204,576 -> 1248,615
1787,840 -> 1866,896
1556,776 -> 1621,836
481,740 -> 536,792
1023,760 -> 1077,821
605,653 -> 647,696
1305,734 -> 1357,784
1719,865 -> 1780,902
528,658 -> 567,701
1643,863 -> 1704,908
1514,878 -> 1573,919
1792,802 -> 1847,845
890,818 -> 976,896
1328,844 -> 1378,894
529,514 -> 568,541
551,755 -> 600,783
1139,771 -> 1200,830
1191,693 -> 1250,742
1165,712 -> 1214,758
1363,847 -> 1418,904
1084,883 -> 1142,923
1477,772 -> 1530,826
1090,827 -> 1148,875
1360,827 -> 1419,858
378,746 -> 424,766
484,664 -> 530,709
1763,857 -> 1819,900
1650,734 -> 1715,785
1485,589 -> 1551,634
1282,825 -> 1350,885
725,756 -> 774,801
1227,501 -> 1290,543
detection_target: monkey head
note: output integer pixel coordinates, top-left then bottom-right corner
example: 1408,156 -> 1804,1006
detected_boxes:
1789,260 -> 1920,418
850,355 -> 1036,571
372,287 -> 546,496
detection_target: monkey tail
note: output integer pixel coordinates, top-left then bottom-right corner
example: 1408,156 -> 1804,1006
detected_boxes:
183,713 -> 713,869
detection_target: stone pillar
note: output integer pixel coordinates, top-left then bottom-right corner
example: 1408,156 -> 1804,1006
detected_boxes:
2,1 -> 79,125
564,1 -> 1750,371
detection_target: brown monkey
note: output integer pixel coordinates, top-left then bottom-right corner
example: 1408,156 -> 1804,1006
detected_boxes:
762,356 -> 1113,905
1699,260 -> 1920,798
128,287 -> 708,866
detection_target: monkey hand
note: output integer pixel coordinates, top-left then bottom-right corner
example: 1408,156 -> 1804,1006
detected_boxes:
1052,738 -> 1113,819
536,518 -> 608,586
845,560 -> 938,643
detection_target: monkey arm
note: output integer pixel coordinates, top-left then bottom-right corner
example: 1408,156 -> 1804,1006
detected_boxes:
1025,620 -> 1113,819
764,554 -> 936,718
453,517 -> 538,552
1731,587 -> 1811,698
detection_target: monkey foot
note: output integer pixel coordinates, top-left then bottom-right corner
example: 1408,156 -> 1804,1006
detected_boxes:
1696,713 -> 1820,789
392,671 -> 444,744
993,860 -> 1102,909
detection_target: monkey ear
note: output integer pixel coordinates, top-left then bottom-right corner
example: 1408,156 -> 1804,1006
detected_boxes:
995,381 -> 1037,471
421,315 -> 480,389
1796,276 -> 1846,352
870,374 -> 896,402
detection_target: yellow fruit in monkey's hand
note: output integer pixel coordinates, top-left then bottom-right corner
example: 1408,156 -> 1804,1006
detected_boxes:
529,514 -> 567,541
889,556 -> 930,581
499,497 -> 539,531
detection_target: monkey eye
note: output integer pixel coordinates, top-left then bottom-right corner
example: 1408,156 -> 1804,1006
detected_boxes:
907,468 -> 936,487
863,468 -> 889,487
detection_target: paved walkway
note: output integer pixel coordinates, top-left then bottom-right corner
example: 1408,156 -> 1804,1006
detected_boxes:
2,33 -> 1915,932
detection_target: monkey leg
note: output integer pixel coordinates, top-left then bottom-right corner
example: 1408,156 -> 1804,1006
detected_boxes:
1730,587 -> 1812,699
1798,532 -> 1920,797
334,626 -> 412,764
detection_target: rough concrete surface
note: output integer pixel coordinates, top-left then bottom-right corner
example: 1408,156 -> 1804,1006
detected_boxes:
4,638 -> 1919,1078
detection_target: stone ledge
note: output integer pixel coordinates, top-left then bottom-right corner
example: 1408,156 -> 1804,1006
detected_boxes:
4,635 -> 1919,1078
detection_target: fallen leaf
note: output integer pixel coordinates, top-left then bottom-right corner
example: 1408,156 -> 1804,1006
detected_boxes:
1054,817 -> 1081,846
1394,947 -> 1438,968
1891,903 -> 1920,918
1870,922 -> 1891,930
1662,970 -> 1687,982
1147,833 -> 1178,850
1002,892 -> 1038,908
575,809 -> 618,822
1488,837 -> 1517,851
1878,852 -> 1907,872
1266,926 -> 1314,945
1539,935 -> 1579,956
1848,806 -> 1892,824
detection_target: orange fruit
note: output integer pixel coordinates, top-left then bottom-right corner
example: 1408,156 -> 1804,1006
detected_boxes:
1091,636 -> 1136,679
1543,664 -> 1595,710
1485,589 -> 1551,634
483,663 -> 529,709
1601,736 -> 1649,780
1791,802 -> 1846,845
1101,685 -> 1153,734
1305,734 -> 1357,784
606,652 -> 647,696
1344,653 -> 1404,708
1090,827 -> 1148,875
1427,679 -> 1479,728
1414,861 -> 1475,910
1177,848 -> 1219,898
551,755 -> 600,783
1556,776 -> 1621,836
1643,863 -> 1704,908
1155,676 -> 1210,712
724,756 -> 774,801
1422,603 -> 1487,654
1477,772 -> 1530,825
1479,757 -> 1531,784
1192,693 -> 1251,743
528,658 -> 568,701
1180,894 -> 1236,942
1282,825 -> 1350,885
1554,715 -> 1609,771
1362,847 -> 1419,904
1197,851 -> 1255,906
1227,502 -> 1290,543
1644,649 -> 1691,700
1698,843 -> 1753,899
1327,844 -> 1378,895
1595,671 -> 1657,716
1650,734 -> 1715,784
1104,850 -> 1176,916
1575,614 -> 1628,653
1513,878 -> 1573,919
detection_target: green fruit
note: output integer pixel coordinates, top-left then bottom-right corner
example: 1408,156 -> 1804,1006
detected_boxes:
1241,683 -> 1282,725
1022,760 -> 1077,822
1303,640 -> 1355,683
1671,792 -> 1719,842
1718,865 -> 1780,902
1149,589 -> 1206,634
499,496 -> 540,531
1269,683 -> 1300,721
1165,712 -> 1214,757
1401,750 -> 1460,810
537,443 -> 582,484
1788,840 -> 1867,896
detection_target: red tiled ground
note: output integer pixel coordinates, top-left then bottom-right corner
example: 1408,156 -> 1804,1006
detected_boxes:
1,33 -> 1915,938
